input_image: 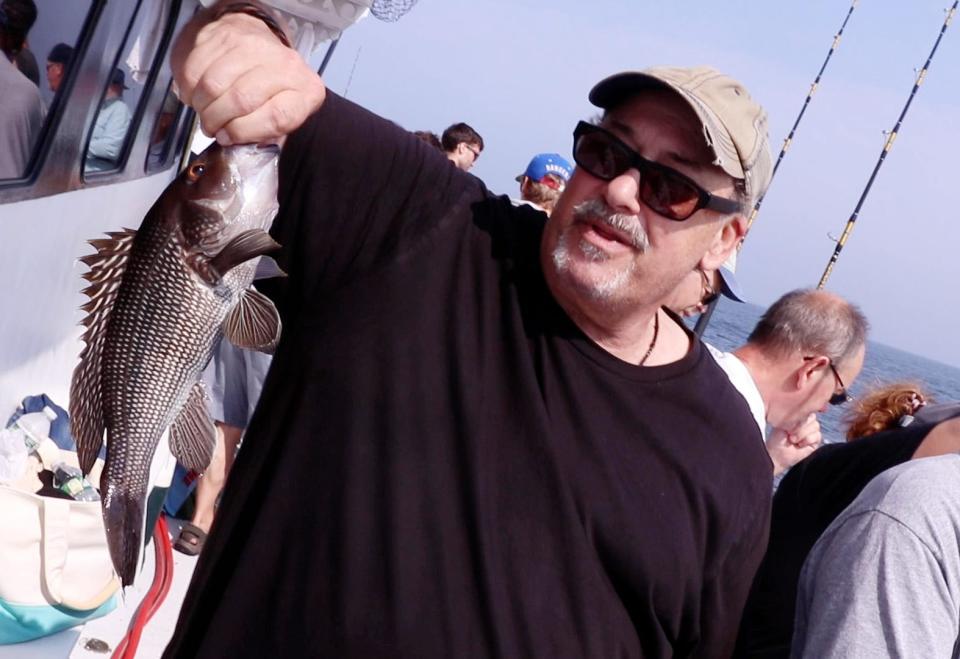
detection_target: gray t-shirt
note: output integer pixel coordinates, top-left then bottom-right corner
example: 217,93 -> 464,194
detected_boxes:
0,56 -> 44,179
792,454 -> 960,658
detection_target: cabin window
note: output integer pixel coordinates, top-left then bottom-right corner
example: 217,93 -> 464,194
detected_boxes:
0,0 -> 192,203
146,82 -> 188,173
0,0 -> 94,180
83,1 -> 179,177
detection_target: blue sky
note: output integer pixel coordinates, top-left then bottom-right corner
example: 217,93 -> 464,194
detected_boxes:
319,1 -> 960,368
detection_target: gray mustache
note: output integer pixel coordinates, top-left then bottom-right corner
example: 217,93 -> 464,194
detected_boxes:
571,199 -> 649,250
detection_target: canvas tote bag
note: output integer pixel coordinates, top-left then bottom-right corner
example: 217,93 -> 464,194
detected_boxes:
0,438 -> 120,644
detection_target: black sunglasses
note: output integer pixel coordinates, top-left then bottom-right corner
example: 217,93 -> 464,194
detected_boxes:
806,356 -> 853,406
572,121 -> 742,222
827,362 -> 853,406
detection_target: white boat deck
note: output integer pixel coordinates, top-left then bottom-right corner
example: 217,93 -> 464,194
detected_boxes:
0,519 -> 197,659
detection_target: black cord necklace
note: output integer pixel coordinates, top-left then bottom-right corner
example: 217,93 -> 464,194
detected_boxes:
638,309 -> 660,366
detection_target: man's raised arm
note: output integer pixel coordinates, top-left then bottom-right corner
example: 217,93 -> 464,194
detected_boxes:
171,1 -> 326,145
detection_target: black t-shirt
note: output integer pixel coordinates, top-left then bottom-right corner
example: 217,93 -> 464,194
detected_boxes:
164,93 -> 771,659
734,424 -> 935,658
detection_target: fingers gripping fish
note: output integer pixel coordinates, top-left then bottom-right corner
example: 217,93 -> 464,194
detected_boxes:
70,143 -> 283,586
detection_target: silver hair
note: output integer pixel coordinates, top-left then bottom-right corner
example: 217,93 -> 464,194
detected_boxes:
569,199 -> 649,250
747,289 -> 869,366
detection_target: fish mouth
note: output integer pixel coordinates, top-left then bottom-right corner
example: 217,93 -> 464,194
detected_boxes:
247,143 -> 281,171
230,143 -> 280,175
229,145 -> 280,199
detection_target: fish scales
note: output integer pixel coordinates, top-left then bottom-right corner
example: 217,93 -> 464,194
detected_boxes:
71,143 -> 281,585
99,222 -> 233,506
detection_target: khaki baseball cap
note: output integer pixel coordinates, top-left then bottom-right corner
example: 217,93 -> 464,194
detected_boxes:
589,66 -> 773,208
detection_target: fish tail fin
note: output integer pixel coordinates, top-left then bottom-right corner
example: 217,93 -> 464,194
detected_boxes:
102,483 -> 146,587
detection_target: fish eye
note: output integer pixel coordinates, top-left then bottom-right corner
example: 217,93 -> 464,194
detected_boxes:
187,163 -> 206,182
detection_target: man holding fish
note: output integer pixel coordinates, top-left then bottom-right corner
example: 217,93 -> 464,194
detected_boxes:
161,3 -> 775,657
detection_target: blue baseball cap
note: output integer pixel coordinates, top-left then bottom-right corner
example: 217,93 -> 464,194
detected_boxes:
717,251 -> 745,302
516,153 -> 573,184
717,265 -> 744,302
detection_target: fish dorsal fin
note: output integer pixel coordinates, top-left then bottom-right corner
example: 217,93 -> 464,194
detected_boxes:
169,381 -> 217,473
223,287 -> 282,354
70,228 -> 138,475
209,229 -> 281,278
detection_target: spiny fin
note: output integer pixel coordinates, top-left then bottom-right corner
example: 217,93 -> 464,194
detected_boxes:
223,287 -> 282,354
209,229 -> 281,276
70,228 -> 138,475
168,381 -> 217,473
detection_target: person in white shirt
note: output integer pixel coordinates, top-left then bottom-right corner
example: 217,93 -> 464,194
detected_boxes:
672,283 -> 868,476
84,69 -> 132,172
729,289 -> 867,474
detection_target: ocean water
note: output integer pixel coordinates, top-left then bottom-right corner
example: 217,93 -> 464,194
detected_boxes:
697,299 -> 960,443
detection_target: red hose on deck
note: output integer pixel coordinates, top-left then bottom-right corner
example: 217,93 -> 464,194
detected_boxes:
112,514 -> 175,659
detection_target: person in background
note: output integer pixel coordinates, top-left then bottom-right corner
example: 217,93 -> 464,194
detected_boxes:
441,121 -> 483,171
724,288 -> 867,475
792,452 -> 960,657
147,90 -> 182,166
0,0 -> 37,85
667,267 -> 852,476
736,381 -> 960,658
842,381 -> 960,437
0,0 -> 42,178
513,152 -> 572,216
85,68 -> 132,172
174,339 -> 272,555
45,42 -> 73,94
667,252 -> 745,318
5,0 -> 36,86
165,6 -> 775,655
13,40 -> 35,84
412,129 -> 442,150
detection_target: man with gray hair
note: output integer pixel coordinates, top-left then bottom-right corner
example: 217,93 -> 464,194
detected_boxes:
712,288 -> 868,475
166,7 -> 776,656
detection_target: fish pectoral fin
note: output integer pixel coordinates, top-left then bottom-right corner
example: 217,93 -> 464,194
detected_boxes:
253,255 -> 287,280
169,382 -> 217,473
209,229 -> 281,275
223,287 -> 282,354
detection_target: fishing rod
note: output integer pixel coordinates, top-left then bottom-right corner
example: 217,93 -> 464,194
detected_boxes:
746,0 -> 859,232
817,1 -> 957,289
694,0 -> 859,337
317,37 -> 340,76
343,45 -> 363,99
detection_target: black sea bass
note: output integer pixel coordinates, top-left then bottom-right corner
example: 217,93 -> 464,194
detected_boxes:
70,143 -> 282,585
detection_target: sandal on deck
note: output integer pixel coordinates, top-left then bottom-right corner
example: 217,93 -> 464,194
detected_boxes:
174,522 -> 208,556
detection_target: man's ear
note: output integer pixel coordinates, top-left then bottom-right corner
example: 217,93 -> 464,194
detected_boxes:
795,355 -> 828,391
700,215 -> 747,271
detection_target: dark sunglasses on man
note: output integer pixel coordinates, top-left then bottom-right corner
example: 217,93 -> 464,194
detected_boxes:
802,356 -> 853,406
571,121 -> 742,222
827,362 -> 853,406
